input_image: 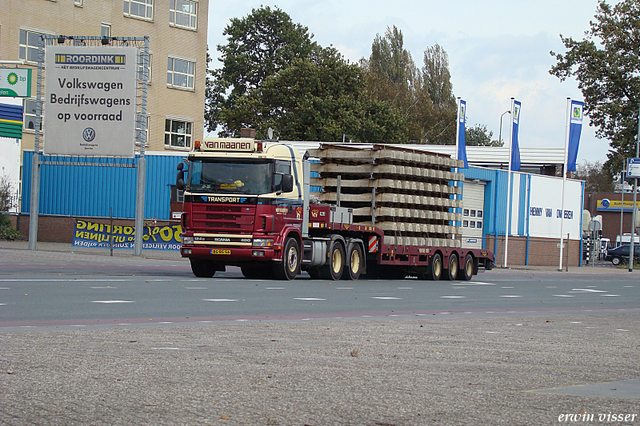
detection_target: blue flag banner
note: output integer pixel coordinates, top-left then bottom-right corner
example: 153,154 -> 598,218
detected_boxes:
567,100 -> 584,172
456,99 -> 468,168
510,100 -> 521,171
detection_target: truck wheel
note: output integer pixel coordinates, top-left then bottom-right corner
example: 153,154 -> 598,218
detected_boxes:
320,241 -> 345,280
274,237 -> 300,280
343,244 -> 363,280
457,253 -> 474,281
190,258 -> 217,278
445,253 -> 459,281
425,253 -> 442,281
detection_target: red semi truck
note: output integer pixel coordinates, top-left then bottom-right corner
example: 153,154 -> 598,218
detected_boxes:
176,137 -> 494,280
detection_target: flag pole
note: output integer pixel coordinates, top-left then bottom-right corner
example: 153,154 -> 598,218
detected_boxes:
504,98 -> 515,268
559,98 -> 571,271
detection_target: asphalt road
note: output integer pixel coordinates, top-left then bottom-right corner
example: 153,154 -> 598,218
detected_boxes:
1,244 -> 640,425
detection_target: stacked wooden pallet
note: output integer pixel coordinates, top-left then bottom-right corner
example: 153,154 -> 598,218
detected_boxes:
308,144 -> 464,248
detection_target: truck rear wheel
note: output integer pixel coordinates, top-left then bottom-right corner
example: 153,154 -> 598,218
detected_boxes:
320,241 -> 345,280
343,244 -> 363,280
274,237 -> 300,280
190,258 -> 217,278
457,253 -> 474,281
445,253 -> 459,281
424,253 -> 442,281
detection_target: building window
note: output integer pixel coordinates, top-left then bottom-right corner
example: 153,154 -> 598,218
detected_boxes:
167,56 -> 195,89
101,23 -> 111,38
170,0 -> 198,30
23,99 -> 41,132
165,118 -> 192,148
19,29 -> 45,63
124,0 -> 153,20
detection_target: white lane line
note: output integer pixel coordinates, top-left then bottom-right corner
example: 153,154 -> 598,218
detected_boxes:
571,288 -> 607,293
545,286 -> 558,289
185,287 -> 208,290
570,321 -> 582,324
202,299 -> 238,302
70,325 -> 86,327
617,329 -> 629,332
158,322 -> 174,324
294,297 -> 326,301
440,295 -> 466,299
602,294 -> 621,297
152,347 -> 191,351
553,294 -> 574,298
0,287 -> 10,290
0,279 -> 132,282
91,286 -> 117,289
91,300 -> 135,304
0,303 -> 6,306
372,296 -> 401,300
266,287 -> 286,290
397,287 -> 413,290
336,287 -> 353,290
500,295 -> 522,298
502,286 -> 514,289
454,282 -> 495,286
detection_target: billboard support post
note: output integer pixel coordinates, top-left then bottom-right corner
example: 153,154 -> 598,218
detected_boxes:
28,35 -> 45,251
133,36 -> 149,256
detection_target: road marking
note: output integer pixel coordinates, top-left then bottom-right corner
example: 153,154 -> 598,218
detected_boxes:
570,322 -> 582,324
440,295 -> 466,299
397,287 -> 413,290
294,297 -> 326,301
545,286 -> 557,289
500,295 -> 522,298
90,286 -> 117,289
91,300 -> 134,304
0,287 -> 10,290
185,287 -> 208,290
152,347 -> 191,350
158,322 -> 174,324
616,329 -> 629,332
266,287 -> 286,290
456,282 -> 495,286
502,286 -> 514,289
553,295 -> 574,298
0,303 -> 7,306
372,296 -> 401,300
202,299 -> 238,302
624,285 -> 634,288
601,294 -> 620,297
336,287 -> 353,290
571,288 -> 607,293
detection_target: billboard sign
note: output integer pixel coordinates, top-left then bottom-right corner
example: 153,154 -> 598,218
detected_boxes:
44,45 -> 137,157
0,68 -> 32,97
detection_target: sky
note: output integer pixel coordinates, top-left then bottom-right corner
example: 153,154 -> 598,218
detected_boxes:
207,0 -> 616,165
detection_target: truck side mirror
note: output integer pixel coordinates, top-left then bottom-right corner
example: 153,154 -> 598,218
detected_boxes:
281,174 -> 294,193
176,162 -> 185,190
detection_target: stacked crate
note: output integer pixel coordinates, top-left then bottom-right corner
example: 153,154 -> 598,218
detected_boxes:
308,144 -> 464,248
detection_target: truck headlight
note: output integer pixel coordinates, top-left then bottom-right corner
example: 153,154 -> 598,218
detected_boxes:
182,236 -> 194,245
253,238 -> 273,248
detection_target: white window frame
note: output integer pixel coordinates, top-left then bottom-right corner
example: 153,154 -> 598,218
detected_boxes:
167,56 -> 195,90
165,117 -> 193,149
169,0 -> 198,31
19,28 -> 51,64
23,98 -> 42,133
124,0 -> 154,21
101,23 -> 111,38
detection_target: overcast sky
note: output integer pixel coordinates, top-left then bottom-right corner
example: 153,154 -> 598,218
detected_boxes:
207,0 -> 616,165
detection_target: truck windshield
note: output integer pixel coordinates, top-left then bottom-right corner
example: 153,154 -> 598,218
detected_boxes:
187,159 -> 272,195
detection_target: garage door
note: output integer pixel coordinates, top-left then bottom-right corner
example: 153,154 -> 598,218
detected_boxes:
461,181 -> 486,249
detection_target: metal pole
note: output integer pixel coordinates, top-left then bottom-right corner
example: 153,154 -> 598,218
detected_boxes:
559,98 -> 571,271
620,173 -> 624,247
630,102 -> 640,272
134,36 -> 149,256
504,99 -> 515,268
28,35 -> 45,251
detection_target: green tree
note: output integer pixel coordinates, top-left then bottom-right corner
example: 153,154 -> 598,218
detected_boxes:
550,0 -> 640,174
206,6 -> 320,137
572,160 -> 615,192
465,124 -> 503,146
0,176 -> 18,240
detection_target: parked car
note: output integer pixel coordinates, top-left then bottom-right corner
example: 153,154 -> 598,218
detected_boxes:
605,244 -> 640,265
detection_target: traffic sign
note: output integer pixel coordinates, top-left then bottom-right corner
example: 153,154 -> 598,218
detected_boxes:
627,158 -> 640,179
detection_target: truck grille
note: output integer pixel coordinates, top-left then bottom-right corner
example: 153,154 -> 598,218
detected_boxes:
192,204 -> 255,233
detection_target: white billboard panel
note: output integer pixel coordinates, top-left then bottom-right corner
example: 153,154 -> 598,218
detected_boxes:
528,175 -> 583,240
44,46 -> 137,157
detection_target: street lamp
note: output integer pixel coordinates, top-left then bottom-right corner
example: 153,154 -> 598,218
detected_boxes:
498,110 -> 510,147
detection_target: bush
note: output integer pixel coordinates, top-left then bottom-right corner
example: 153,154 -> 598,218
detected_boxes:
0,213 -> 18,240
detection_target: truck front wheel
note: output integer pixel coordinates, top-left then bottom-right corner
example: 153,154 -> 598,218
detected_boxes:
190,258 -> 217,278
274,237 -> 301,280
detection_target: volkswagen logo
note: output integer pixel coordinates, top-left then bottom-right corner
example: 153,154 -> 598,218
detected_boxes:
82,127 -> 96,142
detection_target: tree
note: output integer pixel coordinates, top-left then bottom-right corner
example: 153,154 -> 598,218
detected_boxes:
549,0 -> 640,174
206,6 -> 321,137
572,160 -> 615,192
0,176 -> 18,240
465,124 -> 503,147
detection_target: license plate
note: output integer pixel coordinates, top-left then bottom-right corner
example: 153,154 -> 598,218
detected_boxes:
211,249 -> 231,255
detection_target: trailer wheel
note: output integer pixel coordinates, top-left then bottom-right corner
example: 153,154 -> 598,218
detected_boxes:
320,241 -> 345,280
343,244 -> 363,280
190,258 -> 217,278
425,253 -> 442,281
458,253 -> 474,281
445,253 -> 459,281
274,237 -> 301,280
